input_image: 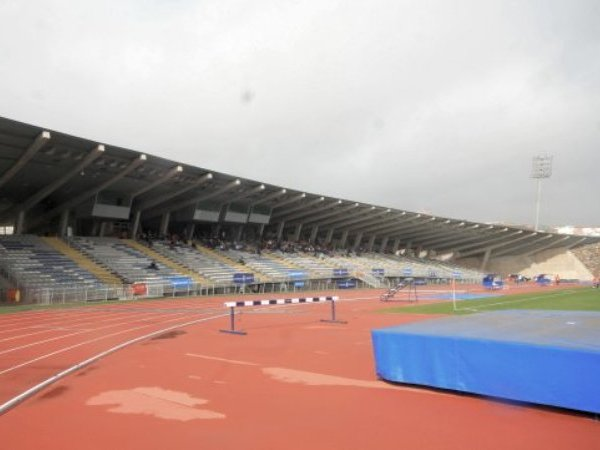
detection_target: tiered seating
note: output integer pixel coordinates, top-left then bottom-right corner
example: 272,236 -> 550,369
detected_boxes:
572,243 -> 600,278
151,241 -> 240,285
378,253 -> 484,280
223,249 -> 296,281
71,237 -> 186,284
0,235 -> 105,288
273,252 -> 336,278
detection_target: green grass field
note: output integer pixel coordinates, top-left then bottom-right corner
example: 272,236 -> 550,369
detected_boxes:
382,287 -> 600,315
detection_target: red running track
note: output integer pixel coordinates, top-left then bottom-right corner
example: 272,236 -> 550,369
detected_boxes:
0,286 -> 598,450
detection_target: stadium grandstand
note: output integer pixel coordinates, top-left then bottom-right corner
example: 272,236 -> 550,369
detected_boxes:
1,115 -> 599,304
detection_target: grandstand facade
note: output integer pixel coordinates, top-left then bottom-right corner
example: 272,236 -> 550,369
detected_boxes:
1,116 -> 598,302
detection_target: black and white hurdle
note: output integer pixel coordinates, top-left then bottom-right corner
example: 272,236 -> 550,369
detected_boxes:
220,295 -> 344,335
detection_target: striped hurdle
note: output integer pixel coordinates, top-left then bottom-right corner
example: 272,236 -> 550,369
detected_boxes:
220,296 -> 344,335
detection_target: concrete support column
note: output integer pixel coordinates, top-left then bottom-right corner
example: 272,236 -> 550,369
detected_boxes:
352,232 -> 363,250
379,236 -> 389,253
293,223 -> 303,241
159,211 -> 170,237
131,210 -> 141,238
257,223 -> 265,240
99,221 -> 107,237
15,210 -> 25,235
186,223 -> 196,241
309,225 -> 319,243
339,230 -> 349,248
236,225 -> 244,242
480,248 -> 492,272
392,238 -> 401,254
58,209 -> 70,237
276,221 -> 285,241
324,228 -> 334,245
367,235 -> 376,252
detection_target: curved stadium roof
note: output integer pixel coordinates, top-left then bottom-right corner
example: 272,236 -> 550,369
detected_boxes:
0,115 -> 597,260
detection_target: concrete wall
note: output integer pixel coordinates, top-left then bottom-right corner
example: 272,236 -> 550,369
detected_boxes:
455,248 -> 593,280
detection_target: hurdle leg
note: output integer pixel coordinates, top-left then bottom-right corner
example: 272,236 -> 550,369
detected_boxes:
220,307 -> 247,335
321,299 -> 347,324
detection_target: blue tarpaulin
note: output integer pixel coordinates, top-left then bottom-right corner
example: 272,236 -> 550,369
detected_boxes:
288,270 -> 307,279
167,276 -> 193,288
233,273 -> 254,284
333,268 -> 349,277
337,279 -> 356,288
371,310 -> 600,413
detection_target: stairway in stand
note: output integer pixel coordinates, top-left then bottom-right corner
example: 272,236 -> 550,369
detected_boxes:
125,239 -> 209,285
41,237 -> 121,285
194,244 -> 267,283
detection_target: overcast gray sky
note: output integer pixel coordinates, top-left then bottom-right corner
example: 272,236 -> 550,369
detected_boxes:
1,0 -> 599,227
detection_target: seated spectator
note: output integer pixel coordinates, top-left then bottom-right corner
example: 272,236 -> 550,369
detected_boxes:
147,261 -> 159,270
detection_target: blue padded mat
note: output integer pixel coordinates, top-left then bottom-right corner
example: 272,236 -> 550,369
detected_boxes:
371,310 -> 600,413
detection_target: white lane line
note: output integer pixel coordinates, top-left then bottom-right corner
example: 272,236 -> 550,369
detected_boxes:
0,312 -> 227,416
0,309 -> 191,356
0,309 -> 171,343
0,308 -> 110,329
185,353 -> 259,366
0,312 -> 214,376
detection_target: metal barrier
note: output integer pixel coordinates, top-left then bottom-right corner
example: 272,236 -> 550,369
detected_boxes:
220,295 -> 344,335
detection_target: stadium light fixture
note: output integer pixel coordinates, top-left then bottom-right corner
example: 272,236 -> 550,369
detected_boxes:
139,154 -> 147,161
207,173 -> 213,179
176,165 -> 183,172
531,155 -> 553,231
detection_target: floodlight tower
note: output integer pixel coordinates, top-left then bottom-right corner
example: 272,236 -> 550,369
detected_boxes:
531,155 -> 553,231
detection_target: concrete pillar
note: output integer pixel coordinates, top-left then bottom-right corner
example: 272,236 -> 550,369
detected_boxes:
293,223 -> 303,241
58,209 -> 70,237
258,223 -> 265,239
99,221 -> 107,237
131,210 -> 141,238
276,221 -> 285,241
367,235 -> 376,252
352,232 -> 363,250
324,228 -> 334,244
186,223 -> 196,241
379,236 -> 389,253
309,225 -> 319,243
236,225 -> 244,242
14,210 -> 25,235
392,238 -> 401,253
339,230 -> 349,248
159,211 -> 170,237
480,248 -> 492,272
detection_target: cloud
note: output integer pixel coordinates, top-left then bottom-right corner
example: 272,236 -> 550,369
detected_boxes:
0,0 -> 598,226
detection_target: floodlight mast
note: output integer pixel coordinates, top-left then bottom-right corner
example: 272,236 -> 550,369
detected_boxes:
531,155 -> 553,232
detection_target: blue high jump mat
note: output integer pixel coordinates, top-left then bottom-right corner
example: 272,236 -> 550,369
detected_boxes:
371,310 -> 600,413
